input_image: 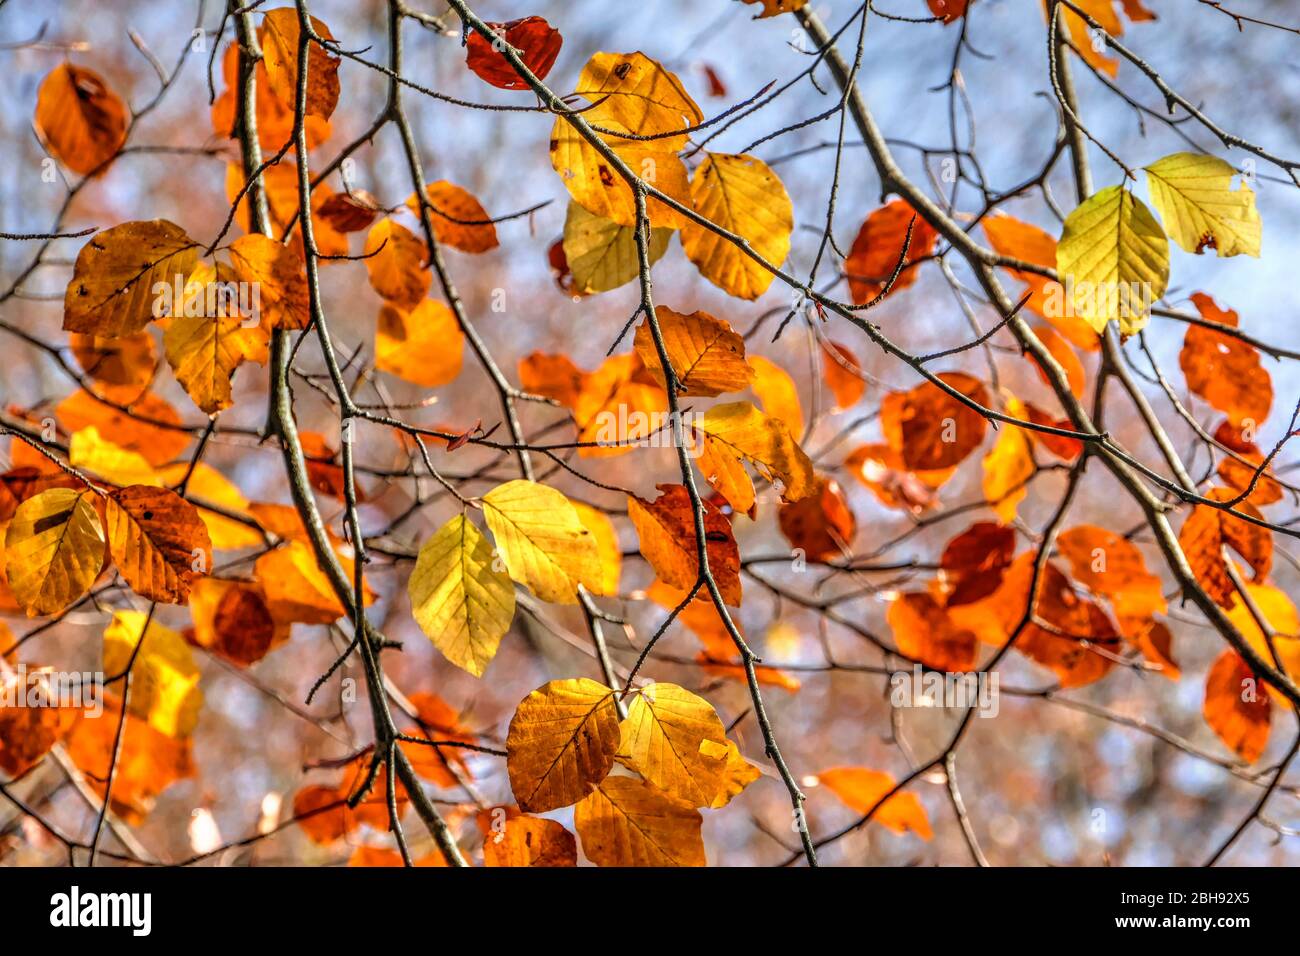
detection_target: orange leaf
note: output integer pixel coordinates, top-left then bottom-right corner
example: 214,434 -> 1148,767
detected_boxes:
1203,649 -> 1271,762
628,485 -> 742,606
1178,488 -> 1272,609
817,767 -> 933,839
35,63 -> 126,176
1180,293 -> 1272,429
465,16 -> 562,90
881,372 -> 989,470
845,200 -> 937,305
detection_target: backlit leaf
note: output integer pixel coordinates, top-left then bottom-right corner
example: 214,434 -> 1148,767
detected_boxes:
506,677 -> 620,812
620,681 -> 730,807
3,487 -> 105,617
634,306 -> 753,397
35,63 -> 126,176
1145,152 -> 1261,258
106,485 -> 211,604
482,479 -> 602,604
573,775 -> 705,866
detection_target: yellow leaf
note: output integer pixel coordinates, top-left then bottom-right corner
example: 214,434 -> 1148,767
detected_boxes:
229,233 -> 311,330
481,479 -> 602,604
3,488 -> 105,616
681,153 -> 792,300
408,514 -> 516,677
103,610 -> 203,739
364,218 -> 430,308
573,775 -> 705,866
571,501 -> 620,596
1227,580 -> 1300,705
1144,152 -> 1261,258
550,118 -> 693,229
63,220 -> 199,337
981,418 -> 1034,524
694,401 -> 815,506
69,426 -> 160,487
634,306 -> 753,397
106,485 -> 211,604
1055,185 -> 1169,335
506,678 -> 621,812
562,202 -> 670,294
702,737 -> 762,809
620,682 -> 729,807
161,463 -> 262,550
375,299 -> 464,387
576,52 -> 702,149
163,265 -> 263,413
748,354 -> 804,441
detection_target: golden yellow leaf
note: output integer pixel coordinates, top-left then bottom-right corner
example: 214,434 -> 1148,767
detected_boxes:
694,401 -> 815,507
681,153 -> 792,300
375,299 -> 464,387
748,354 -> 805,441
981,418 -> 1034,524
1144,152 -> 1261,258
634,306 -> 753,397
703,738 -> 762,809
573,775 -> 705,866
106,485 -> 211,604
63,220 -> 199,338
408,514 -> 516,677
161,463 -> 262,550
481,479 -> 602,604
69,426 -> 160,487
163,264 -> 264,414
620,681 -> 730,807
1226,580 -> 1300,706
576,52 -> 703,150
506,678 -> 621,811
254,539 -> 371,625
561,202 -> 670,294
103,610 -> 203,739
571,501 -> 620,596
1055,185 -> 1169,335
3,487 -> 105,616
364,218 -> 430,308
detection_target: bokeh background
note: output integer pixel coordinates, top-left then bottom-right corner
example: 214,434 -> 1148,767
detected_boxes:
2,0 -> 1300,866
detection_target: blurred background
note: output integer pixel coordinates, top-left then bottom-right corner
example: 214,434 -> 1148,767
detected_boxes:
2,0 -> 1300,866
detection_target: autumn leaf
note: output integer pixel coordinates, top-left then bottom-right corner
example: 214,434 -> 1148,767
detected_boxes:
187,576 -> 289,666
740,0 -> 809,16
1179,293 -> 1272,428
1178,489 -> 1271,609
163,270 -> 264,414
619,681 -> 730,807
844,443 -> 948,514
69,426 -> 159,488
634,306 -> 753,397
1203,650 -> 1270,763
1057,525 -> 1166,619
57,389 -> 189,468
408,514 -> 516,677
506,678 -> 621,812
483,815 -> 577,867
571,501 -> 621,596
816,767 -> 933,839
748,354 -> 805,442
103,610 -> 203,738
407,181 -> 500,254
821,341 -> 866,410
777,476 -> 855,561
259,7 -> 340,120
35,63 -> 126,176
466,16 -> 563,90
628,484 -> 742,606
1055,186 -> 1169,335
67,704 -> 195,825
981,415 -> 1034,524
364,218 -> 430,308
695,401 -> 815,512
1215,420 -> 1282,507
0,679 -> 76,776
1145,152 -> 1261,258
106,485 -> 211,604
229,234 -> 311,331
255,539 -> 371,625
845,200 -> 938,305
983,213 -> 1099,351
481,479 -> 602,604
880,372 -> 990,471
3,487 -> 105,617
561,202 -> 671,294
573,775 -> 705,866
938,522 -> 1016,606
681,153 -> 793,300
63,220 -> 199,338
889,591 -> 978,671
70,332 -> 157,391
375,299 -> 465,387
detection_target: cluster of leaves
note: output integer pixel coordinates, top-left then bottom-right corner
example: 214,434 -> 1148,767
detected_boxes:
1,0 -> 1296,868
